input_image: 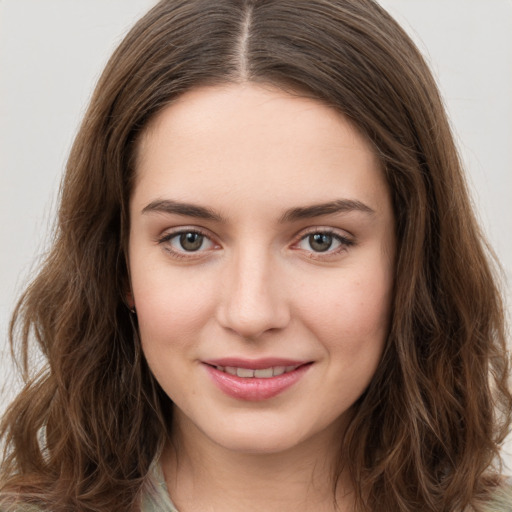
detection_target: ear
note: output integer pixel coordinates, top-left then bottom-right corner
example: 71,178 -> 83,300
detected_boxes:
125,289 -> 135,311
123,251 -> 135,311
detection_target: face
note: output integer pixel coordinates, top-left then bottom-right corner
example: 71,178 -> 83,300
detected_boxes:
128,83 -> 395,455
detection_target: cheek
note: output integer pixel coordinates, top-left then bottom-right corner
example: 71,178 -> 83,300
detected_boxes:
298,264 -> 393,354
132,269 -> 215,395
130,261 -> 217,348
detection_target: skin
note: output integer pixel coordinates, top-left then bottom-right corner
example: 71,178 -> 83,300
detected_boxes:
128,83 -> 395,511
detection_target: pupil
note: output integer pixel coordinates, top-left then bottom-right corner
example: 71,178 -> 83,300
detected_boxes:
180,232 -> 203,251
309,233 -> 332,252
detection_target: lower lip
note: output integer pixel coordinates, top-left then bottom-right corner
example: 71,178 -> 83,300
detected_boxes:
204,364 -> 312,401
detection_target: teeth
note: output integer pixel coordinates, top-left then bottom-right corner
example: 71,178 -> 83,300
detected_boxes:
273,366 -> 285,376
237,368 -> 255,378
254,368 -> 273,378
215,365 -> 300,378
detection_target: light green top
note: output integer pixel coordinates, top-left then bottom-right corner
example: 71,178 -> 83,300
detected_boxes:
140,464 -> 512,512
3,464 -> 511,511
141,462 -> 179,512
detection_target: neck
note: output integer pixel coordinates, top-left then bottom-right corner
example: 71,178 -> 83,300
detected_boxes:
161,414 -> 354,512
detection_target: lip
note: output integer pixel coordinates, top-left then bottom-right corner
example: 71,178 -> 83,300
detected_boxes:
203,359 -> 313,401
204,357 -> 308,369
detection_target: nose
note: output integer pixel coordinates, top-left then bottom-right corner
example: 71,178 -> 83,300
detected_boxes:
216,246 -> 290,340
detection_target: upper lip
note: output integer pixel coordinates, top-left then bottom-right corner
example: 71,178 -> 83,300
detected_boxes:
203,358 -> 311,370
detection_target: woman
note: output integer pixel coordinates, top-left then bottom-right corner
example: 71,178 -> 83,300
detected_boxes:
1,0 -> 510,511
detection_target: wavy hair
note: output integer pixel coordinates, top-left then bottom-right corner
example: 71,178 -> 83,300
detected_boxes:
1,1 -> 510,511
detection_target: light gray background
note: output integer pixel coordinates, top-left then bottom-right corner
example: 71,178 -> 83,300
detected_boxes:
1,0 -> 511,467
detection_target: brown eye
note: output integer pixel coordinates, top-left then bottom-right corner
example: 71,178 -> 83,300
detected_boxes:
308,233 -> 333,252
295,230 -> 353,256
179,232 -> 205,251
158,229 -> 217,258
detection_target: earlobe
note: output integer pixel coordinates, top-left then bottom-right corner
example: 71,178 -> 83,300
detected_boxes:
123,254 -> 136,312
125,290 -> 136,313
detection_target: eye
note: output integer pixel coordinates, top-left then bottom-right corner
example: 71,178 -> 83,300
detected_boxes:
295,230 -> 354,255
175,232 -> 208,252
158,229 -> 217,256
304,233 -> 336,252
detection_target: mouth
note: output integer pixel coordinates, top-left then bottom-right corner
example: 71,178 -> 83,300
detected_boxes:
203,359 -> 313,401
207,364 -> 302,379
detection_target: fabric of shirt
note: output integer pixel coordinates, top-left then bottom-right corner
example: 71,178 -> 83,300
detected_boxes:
141,463 -> 512,512
3,464 -> 511,511
141,462 -> 179,512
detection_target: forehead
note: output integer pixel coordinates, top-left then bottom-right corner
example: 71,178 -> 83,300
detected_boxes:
132,83 -> 389,216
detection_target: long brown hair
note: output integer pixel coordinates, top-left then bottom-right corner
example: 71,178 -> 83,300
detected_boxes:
1,1 -> 510,511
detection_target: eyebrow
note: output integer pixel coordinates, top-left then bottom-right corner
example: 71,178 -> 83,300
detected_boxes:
142,199 -> 225,222
279,199 -> 375,222
141,198 -> 374,223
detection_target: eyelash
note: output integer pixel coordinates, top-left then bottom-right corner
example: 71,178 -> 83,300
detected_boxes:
157,228 -> 215,260
156,227 -> 355,260
293,229 -> 355,259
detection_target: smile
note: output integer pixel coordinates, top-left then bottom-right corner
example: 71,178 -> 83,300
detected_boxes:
203,360 -> 313,401
213,365 -> 300,378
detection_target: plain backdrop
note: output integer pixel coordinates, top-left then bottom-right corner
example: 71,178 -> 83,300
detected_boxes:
1,0 -> 511,467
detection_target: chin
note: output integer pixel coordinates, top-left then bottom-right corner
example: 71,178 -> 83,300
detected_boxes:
198,411 -> 337,456
211,428 -> 305,455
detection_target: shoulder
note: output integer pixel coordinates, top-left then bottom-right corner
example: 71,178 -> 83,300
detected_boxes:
0,464 -> 178,512
480,480 -> 512,512
0,505 -> 42,512
140,461 -> 179,512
